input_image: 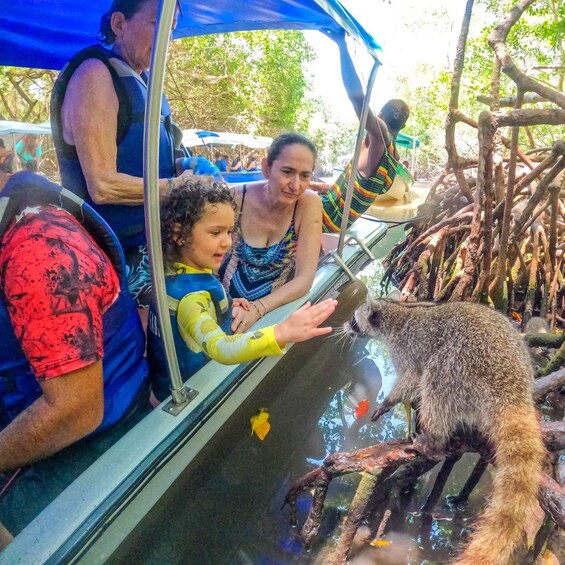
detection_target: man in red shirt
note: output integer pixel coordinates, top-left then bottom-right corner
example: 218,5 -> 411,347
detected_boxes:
0,171 -> 149,542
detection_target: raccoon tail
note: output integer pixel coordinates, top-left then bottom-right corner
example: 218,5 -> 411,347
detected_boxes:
453,404 -> 544,565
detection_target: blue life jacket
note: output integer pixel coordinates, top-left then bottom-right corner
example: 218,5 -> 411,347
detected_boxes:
148,271 -> 232,401
50,44 -> 176,250
215,159 -> 228,172
0,172 -> 149,432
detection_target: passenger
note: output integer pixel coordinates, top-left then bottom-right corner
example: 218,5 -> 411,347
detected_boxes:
23,158 -> 39,173
320,31 -> 410,233
228,154 -> 243,172
147,178 -> 336,401
50,0 -> 193,309
14,134 -> 42,170
0,171 -> 149,538
244,154 -> 259,171
214,151 -> 228,172
219,133 -> 323,333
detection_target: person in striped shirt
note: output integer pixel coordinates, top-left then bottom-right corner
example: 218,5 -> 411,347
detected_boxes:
320,31 -> 409,233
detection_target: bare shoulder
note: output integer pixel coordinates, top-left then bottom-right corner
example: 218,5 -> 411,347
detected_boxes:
66,58 -> 115,99
70,58 -> 113,84
295,190 -> 322,231
297,189 -> 322,213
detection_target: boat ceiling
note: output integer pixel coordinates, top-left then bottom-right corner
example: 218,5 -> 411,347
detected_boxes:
2,0 -> 382,71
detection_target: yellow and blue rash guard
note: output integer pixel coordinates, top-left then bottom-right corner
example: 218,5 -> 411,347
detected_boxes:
148,263 -> 285,401
176,268 -> 284,364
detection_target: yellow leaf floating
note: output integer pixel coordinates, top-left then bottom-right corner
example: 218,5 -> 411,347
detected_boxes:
369,539 -> 391,547
250,407 -> 271,440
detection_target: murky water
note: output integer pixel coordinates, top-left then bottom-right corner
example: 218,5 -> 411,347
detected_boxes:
111,255 -> 492,565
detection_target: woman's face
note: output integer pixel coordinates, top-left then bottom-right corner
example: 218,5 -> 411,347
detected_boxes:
262,143 -> 315,205
112,0 -> 178,73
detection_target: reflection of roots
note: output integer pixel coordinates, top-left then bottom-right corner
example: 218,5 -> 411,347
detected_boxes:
284,424 -> 565,564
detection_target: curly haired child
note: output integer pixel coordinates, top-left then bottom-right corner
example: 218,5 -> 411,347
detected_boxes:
148,178 -> 337,401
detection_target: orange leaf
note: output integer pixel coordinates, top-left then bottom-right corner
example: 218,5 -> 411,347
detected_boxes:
250,408 -> 271,440
369,539 -> 391,547
355,399 -> 369,419
511,311 -> 522,322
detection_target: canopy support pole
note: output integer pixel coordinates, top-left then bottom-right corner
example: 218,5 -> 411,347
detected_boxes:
145,0 -> 197,411
336,59 -> 380,257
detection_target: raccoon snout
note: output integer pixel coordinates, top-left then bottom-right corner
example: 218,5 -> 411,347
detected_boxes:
343,316 -> 361,337
350,316 -> 360,333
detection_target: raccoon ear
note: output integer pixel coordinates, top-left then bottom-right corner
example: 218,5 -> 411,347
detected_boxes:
386,289 -> 401,301
368,307 -> 381,327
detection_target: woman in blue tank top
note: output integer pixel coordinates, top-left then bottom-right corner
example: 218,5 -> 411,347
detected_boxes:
219,133 -> 323,334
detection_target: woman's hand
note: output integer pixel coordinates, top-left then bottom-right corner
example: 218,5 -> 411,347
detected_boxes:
309,181 -> 332,195
231,302 -> 261,334
274,299 -> 337,345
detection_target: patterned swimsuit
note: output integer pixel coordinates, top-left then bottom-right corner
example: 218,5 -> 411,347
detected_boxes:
220,186 -> 298,300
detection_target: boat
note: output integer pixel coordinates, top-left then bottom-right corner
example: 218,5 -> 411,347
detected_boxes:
0,1 -> 388,562
182,129 -> 272,183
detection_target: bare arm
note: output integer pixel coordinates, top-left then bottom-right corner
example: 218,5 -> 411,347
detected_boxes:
62,59 -> 188,205
333,32 -> 389,176
0,361 -> 104,473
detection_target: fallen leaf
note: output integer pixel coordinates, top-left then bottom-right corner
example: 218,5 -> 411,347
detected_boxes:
369,539 -> 391,547
250,408 -> 271,440
355,399 -> 369,419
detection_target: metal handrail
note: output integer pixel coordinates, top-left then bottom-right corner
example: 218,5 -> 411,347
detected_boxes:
336,57 -> 380,257
144,0 -> 194,410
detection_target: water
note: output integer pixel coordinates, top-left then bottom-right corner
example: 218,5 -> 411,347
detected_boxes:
110,257 -> 491,565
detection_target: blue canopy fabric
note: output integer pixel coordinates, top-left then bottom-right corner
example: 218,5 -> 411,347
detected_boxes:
1,0 -> 381,71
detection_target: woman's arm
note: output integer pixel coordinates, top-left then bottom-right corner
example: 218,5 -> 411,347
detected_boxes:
228,159 -> 242,172
62,59 -> 188,205
232,190 -> 322,333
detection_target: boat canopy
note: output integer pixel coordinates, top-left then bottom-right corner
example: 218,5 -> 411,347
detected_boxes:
2,0 -> 382,71
0,120 -> 52,150
396,132 -> 421,150
0,120 -> 52,136
182,129 -> 272,149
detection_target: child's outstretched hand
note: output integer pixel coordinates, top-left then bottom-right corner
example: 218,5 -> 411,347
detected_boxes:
274,299 -> 337,346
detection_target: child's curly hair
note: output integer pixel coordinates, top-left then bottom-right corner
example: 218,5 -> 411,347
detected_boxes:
160,177 -> 236,268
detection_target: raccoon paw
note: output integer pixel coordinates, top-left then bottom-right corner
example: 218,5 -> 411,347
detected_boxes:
370,402 -> 391,422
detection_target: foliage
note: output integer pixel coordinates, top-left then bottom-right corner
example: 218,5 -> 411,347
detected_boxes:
0,29 -> 315,141
464,0 -> 565,147
0,67 -> 56,122
309,100 -> 358,175
165,30 -> 315,137
390,0 -> 565,175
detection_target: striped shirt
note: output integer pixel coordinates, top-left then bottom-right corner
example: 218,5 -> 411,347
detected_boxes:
321,138 -> 398,233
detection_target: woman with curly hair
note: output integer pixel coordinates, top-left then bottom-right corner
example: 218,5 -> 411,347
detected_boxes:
147,178 -> 336,401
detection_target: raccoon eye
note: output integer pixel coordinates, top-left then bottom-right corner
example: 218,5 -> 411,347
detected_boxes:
368,309 -> 380,327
